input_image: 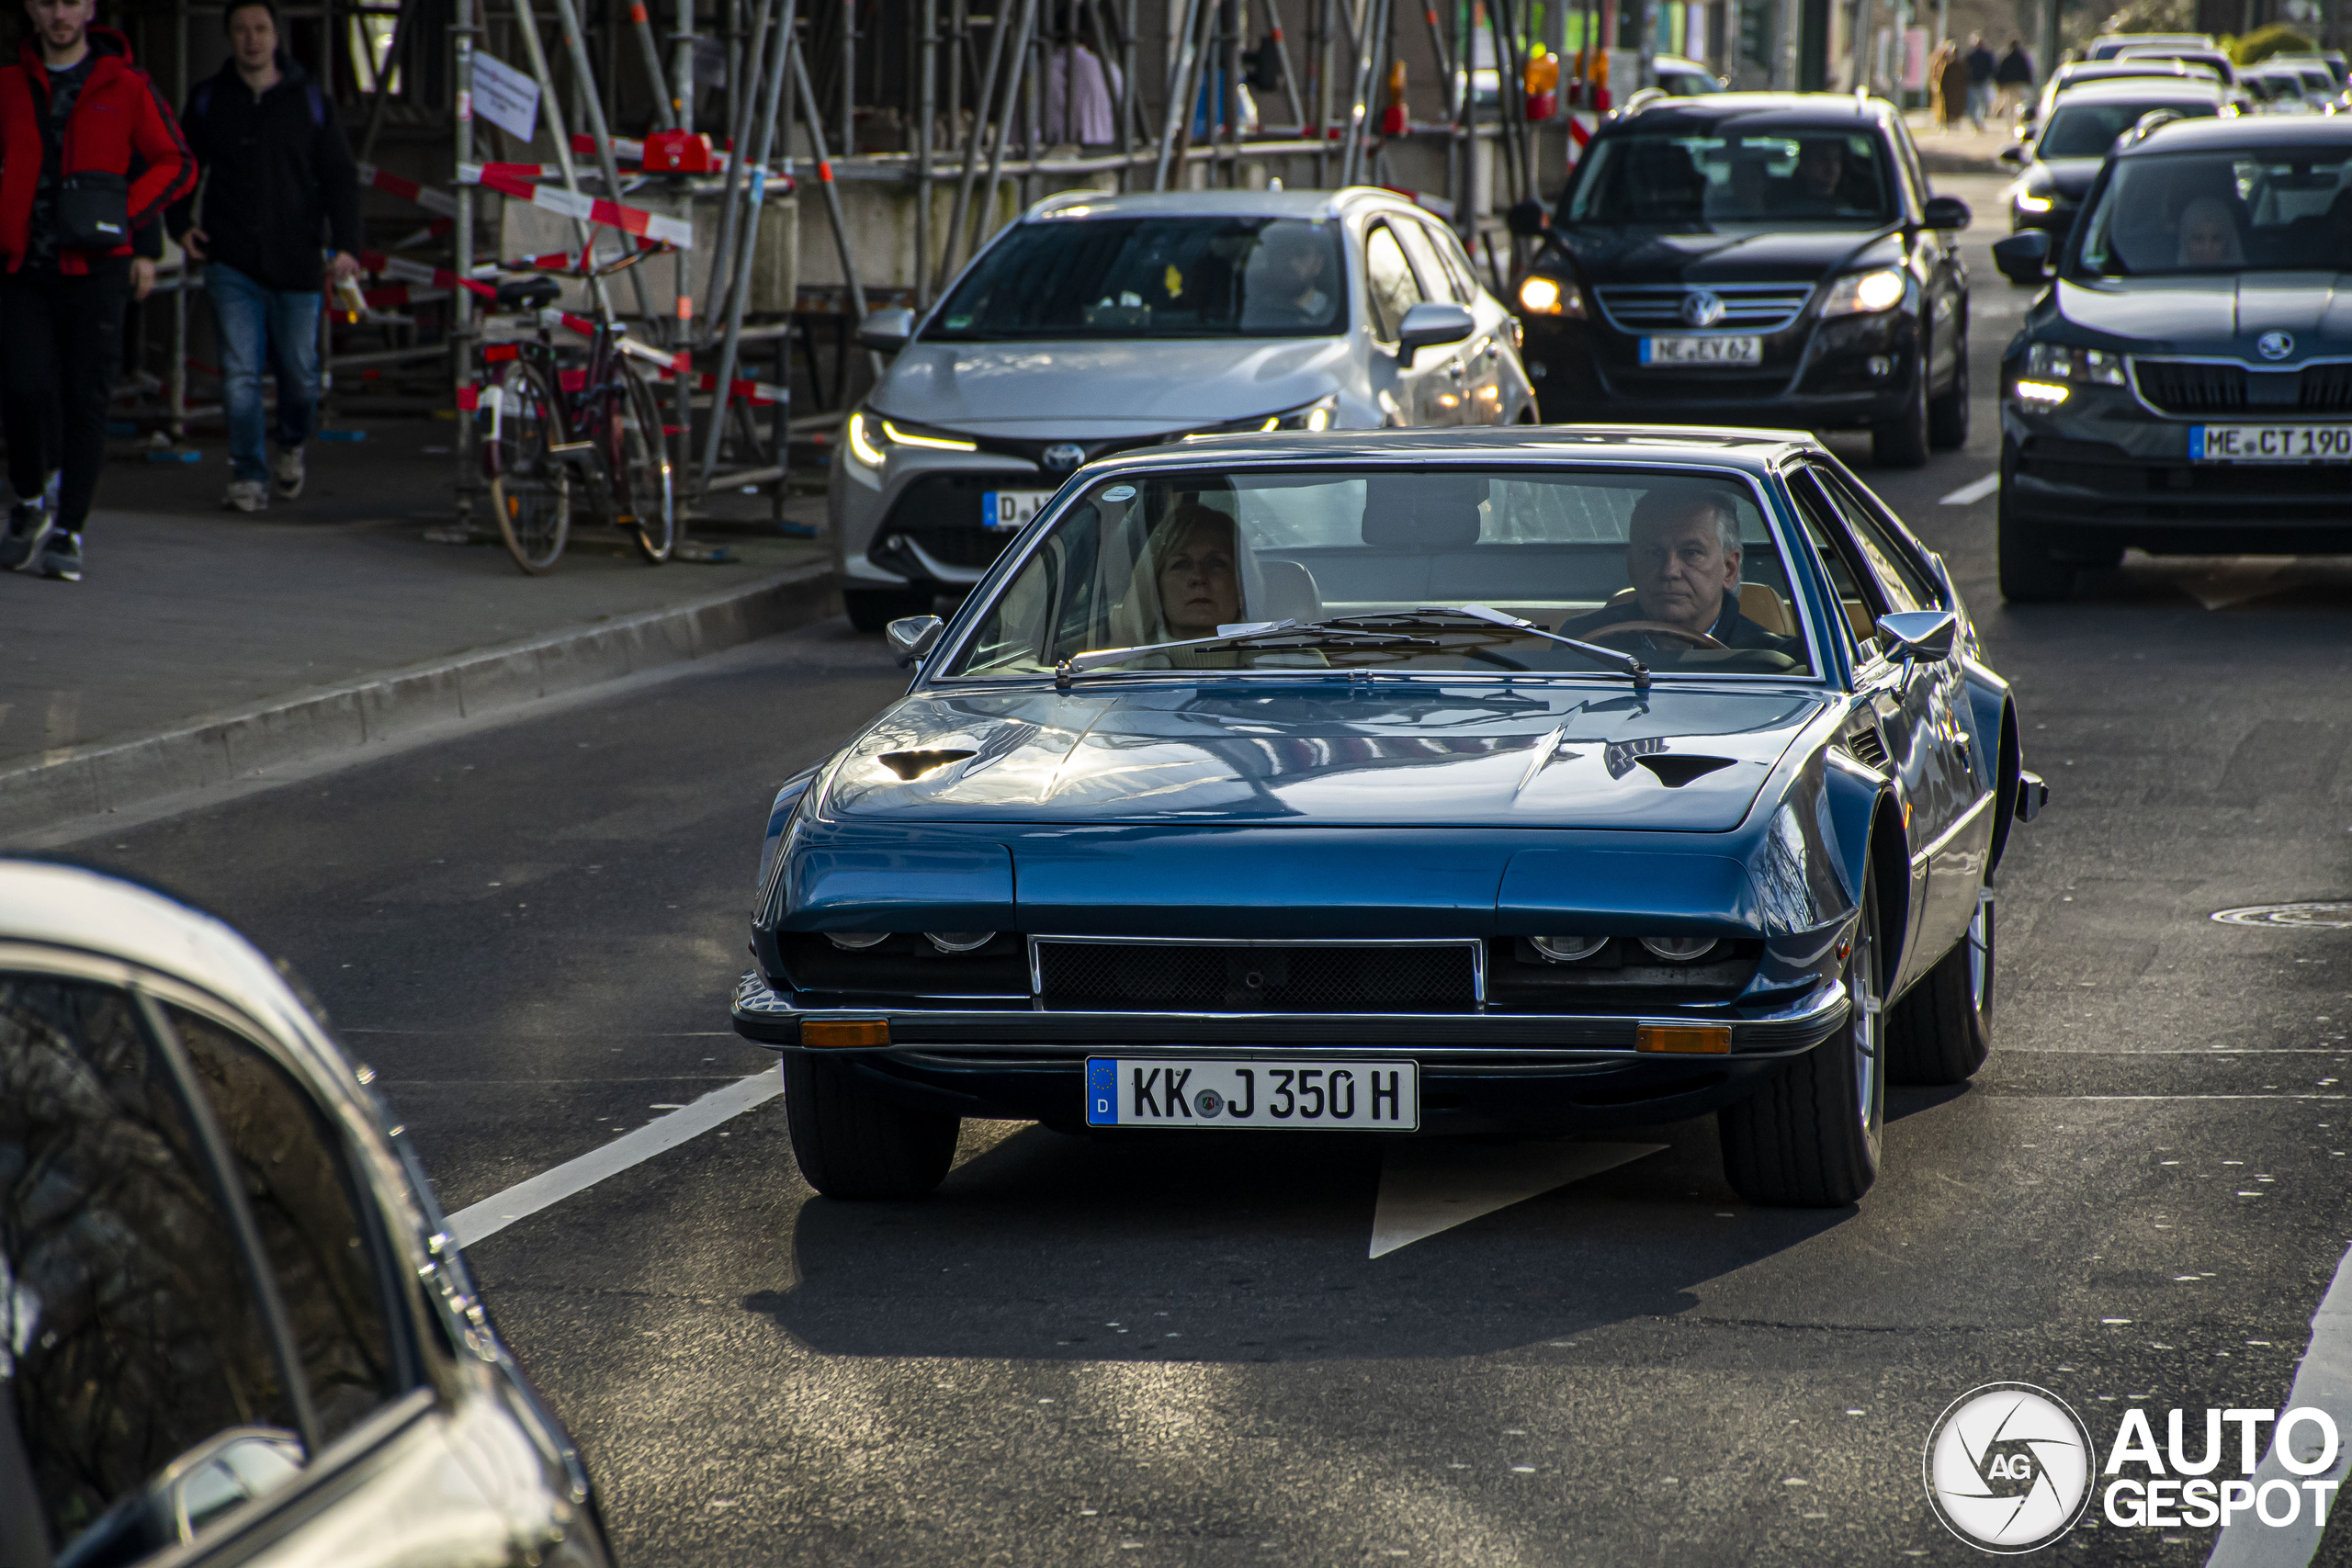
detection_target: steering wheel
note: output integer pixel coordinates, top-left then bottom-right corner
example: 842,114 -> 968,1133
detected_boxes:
1580,620 -> 1727,650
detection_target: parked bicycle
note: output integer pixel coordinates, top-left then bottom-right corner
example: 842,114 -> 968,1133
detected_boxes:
481,244 -> 677,574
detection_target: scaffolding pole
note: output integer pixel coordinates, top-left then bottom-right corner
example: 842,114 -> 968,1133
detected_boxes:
699,0 -> 797,491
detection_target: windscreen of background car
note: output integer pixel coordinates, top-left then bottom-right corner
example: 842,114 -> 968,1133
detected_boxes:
927,216 -> 1349,340
1560,131 -> 1896,229
2075,148 -> 2352,273
946,468 -> 1817,679
2036,98 -> 2217,158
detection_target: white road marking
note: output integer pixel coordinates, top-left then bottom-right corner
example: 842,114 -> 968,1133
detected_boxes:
1369,1141 -> 1664,1258
2204,1238 -> 2352,1568
447,1067 -> 781,1247
1939,473 -> 2000,506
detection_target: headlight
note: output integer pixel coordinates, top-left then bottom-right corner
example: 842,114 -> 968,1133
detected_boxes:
2014,192 -> 2054,212
1530,934 -> 1608,963
843,410 -> 978,469
2024,343 -> 2128,386
845,410 -> 886,468
1820,268 -> 1907,317
1217,394 -> 1340,435
1638,936 -> 1723,963
1517,275 -> 1586,318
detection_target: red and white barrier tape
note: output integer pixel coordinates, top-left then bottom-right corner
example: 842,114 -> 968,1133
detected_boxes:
460,163 -> 695,247
356,163 -> 459,217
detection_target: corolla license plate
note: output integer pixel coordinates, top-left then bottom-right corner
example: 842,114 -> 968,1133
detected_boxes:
981,489 -> 1053,531
1639,335 -> 1761,367
1085,1058 -> 1419,1131
2189,423 -> 2352,463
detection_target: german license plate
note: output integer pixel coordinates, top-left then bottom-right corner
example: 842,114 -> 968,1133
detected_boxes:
981,489 -> 1052,531
1085,1058 -> 1419,1130
1640,335 -> 1761,367
2189,423 -> 2352,462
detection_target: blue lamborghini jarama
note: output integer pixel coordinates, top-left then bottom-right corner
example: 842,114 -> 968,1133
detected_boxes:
735,428 -> 2045,1208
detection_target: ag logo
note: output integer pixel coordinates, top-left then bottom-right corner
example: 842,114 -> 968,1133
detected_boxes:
1680,289 -> 1726,328
2257,332 -> 2294,361
1923,1383 -> 2094,1553
1041,442 -> 1087,471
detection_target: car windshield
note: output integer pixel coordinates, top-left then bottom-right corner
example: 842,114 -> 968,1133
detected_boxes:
2075,147 -> 2352,274
2038,98 -> 2216,157
942,466 -> 1819,680
926,216 -> 1349,341
1561,130 -> 1897,229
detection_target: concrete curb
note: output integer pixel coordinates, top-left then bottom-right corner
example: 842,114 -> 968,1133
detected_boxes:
2,562 -> 839,841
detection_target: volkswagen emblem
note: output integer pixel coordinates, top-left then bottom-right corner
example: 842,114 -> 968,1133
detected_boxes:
1680,290 -> 1726,329
2257,332 -> 2294,361
1041,442 -> 1087,472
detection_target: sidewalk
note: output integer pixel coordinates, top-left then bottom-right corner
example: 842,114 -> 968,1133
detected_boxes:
1903,108 -> 2020,175
0,414 -> 838,840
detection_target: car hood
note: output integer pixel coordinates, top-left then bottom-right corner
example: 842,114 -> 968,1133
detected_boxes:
818,682 -> 1826,833
1553,226 -> 1900,286
2052,276 -> 2352,354
872,337 -> 1351,435
2025,157 -> 2104,200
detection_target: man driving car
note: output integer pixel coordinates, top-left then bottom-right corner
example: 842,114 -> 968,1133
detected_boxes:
1561,487 -> 1801,654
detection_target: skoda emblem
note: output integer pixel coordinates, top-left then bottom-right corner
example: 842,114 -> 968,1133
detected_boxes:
1681,290 -> 1726,328
1042,442 -> 1087,472
2256,332 -> 2293,362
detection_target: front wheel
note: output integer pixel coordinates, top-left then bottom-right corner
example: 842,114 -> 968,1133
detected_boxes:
1928,335 -> 1970,450
1887,887 -> 1995,1084
614,363 -> 675,565
486,361 -> 571,575
1996,479 -> 2075,602
1871,358 -> 1932,468
1719,865 -> 1885,1207
783,1053 -> 960,1199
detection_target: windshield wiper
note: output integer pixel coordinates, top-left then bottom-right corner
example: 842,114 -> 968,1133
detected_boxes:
1053,619 -> 1437,688
1317,604 -> 1651,690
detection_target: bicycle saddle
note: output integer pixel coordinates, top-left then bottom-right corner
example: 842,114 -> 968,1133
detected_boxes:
495,276 -> 563,310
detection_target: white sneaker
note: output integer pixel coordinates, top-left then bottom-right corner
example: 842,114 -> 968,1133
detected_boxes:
222,479 -> 269,513
272,447 -> 305,501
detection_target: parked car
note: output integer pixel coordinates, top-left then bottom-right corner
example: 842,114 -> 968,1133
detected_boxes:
2013,57 -> 2223,140
1991,114 -> 2352,600
738,427 -> 2045,1210
831,189 -> 1537,632
1509,92 -> 1972,468
2001,78 -> 2228,243
0,860 -> 611,1568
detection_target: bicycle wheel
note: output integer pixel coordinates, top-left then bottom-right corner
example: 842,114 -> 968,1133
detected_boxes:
485,360 -> 571,575
614,361 -> 675,565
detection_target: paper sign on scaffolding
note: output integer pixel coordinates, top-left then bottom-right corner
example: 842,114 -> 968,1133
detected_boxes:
470,51 -> 540,143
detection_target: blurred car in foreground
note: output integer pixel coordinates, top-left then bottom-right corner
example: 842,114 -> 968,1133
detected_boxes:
1993,115 -> 2352,600
2002,78 -> 2227,243
0,859 -> 609,1568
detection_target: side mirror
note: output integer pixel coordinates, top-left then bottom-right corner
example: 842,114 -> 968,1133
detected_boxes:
1877,608 -> 1958,662
1396,301 -> 1476,369
1998,141 -> 2029,164
1505,199 -> 1550,237
1991,228 -> 2052,283
856,306 -> 917,353
885,614 -> 944,666
1922,195 -> 1973,230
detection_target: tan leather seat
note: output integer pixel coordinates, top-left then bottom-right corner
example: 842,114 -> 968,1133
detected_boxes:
1604,583 -> 1793,636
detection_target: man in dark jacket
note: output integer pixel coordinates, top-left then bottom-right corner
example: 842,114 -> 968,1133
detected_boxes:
0,0 -> 194,582
167,0 -> 361,512
1559,486 -> 1801,657
1995,39 -> 2035,121
1964,34 -> 1997,130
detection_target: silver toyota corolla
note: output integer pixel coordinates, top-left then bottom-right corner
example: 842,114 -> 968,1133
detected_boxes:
831,186 -> 1539,631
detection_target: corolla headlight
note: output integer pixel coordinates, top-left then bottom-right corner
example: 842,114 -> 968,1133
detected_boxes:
2024,343 -> 2129,387
1517,274 -> 1586,318
1251,394 -> 1340,433
1820,268 -> 1908,317
843,409 -> 978,470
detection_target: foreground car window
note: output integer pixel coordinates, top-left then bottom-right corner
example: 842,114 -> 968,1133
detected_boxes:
1564,131 -> 1895,229
930,217 -> 1348,341
2076,147 -> 2352,273
947,467 -> 1817,679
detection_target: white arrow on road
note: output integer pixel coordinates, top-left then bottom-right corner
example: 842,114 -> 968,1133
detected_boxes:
1369,1140 -> 1665,1258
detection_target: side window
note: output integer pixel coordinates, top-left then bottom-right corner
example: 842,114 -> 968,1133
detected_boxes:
1363,223 -> 1428,344
1814,469 -> 1936,615
1784,472 -> 1875,660
170,1007 -> 401,1444
1886,122 -> 1929,214
1401,220 -> 1471,305
1431,222 -> 1488,302
1,976 -> 304,1559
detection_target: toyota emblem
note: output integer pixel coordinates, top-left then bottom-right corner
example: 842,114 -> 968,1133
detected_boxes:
1681,290 -> 1726,328
1042,442 -> 1087,471
2257,332 -> 2294,361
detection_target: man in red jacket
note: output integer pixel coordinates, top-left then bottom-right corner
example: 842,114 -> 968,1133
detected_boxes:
0,0 -> 193,581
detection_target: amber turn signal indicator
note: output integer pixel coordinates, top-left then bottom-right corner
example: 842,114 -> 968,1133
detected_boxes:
802,1020 -> 890,1047
1635,1022 -> 1731,1055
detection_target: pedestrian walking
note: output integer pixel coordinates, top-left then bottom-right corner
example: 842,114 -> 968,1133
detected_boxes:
0,0 -> 193,582
1996,39 -> 2035,123
1931,38 -> 1969,129
1964,33 -> 1996,130
166,0 -> 360,513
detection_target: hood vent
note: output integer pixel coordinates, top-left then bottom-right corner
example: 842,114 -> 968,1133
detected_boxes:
1634,754 -> 1736,788
876,749 -> 977,780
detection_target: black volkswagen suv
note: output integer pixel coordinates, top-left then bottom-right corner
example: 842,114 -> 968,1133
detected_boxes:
1509,93 -> 1972,468
1992,114 -> 2352,600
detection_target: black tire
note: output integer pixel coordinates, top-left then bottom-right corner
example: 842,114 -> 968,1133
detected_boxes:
782,1052 -> 959,1200
1871,355 -> 1932,468
1928,334 -> 1969,451
487,361 -> 571,576
616,364 -> 675,565
1887,888 -> 1994,1085
845,589 -> 934,633
1719,866 -> 1885,1207
1996,479 -> 2075,602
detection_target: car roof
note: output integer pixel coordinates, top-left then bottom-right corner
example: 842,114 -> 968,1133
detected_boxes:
1087,424 -> 1819,475
2130,112 -> 2352,154
1609,91 -> 1896,133
2050,77 -> 2225,102
2057,59 -> 2211,78
1026,186 -> 1423,223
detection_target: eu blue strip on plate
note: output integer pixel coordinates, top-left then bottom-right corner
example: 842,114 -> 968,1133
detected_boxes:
1086,1058 -> 1118,1125
2188,426 -> 2206,461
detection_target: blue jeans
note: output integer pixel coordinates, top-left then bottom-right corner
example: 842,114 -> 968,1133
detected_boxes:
209,262 -> 322,484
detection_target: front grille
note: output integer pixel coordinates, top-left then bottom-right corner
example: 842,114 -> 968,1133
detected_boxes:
873,472 -> 1027,573
2134,359 -> 2245,414
1035,942 -> 1479,1012
1594,283 -> 1815,335
2304,364 -> 2352,413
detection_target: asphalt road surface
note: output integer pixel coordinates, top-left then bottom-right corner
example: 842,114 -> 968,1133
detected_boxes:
65,178 -> 2352,1566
